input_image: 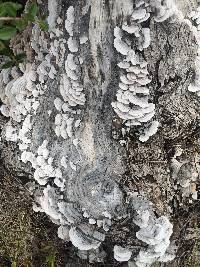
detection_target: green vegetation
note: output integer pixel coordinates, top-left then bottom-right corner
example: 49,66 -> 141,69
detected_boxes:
0,208 -> 58,266
41,244 -> 57,267
0,0 -> 48,69
0,175 -> 61,267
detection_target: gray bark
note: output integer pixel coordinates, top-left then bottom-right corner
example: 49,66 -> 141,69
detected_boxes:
0,0 -> 200,266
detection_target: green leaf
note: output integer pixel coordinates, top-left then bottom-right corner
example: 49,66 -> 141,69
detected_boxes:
0,26 -> 17,40
0,7 -> 6,16
1,60 -> 14,69
0,2 -> 22,17
0,21 -> 4,28
15,52 -> 26,61
45,254 -> 56,265
37,20 -> 48,31
14,18 -> 27,31
4,2 -> 22,11
25,2 -> 38,22
0,46 -> 12,56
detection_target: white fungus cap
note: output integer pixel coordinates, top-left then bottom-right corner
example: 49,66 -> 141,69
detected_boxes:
67,37 -> 78,53
139,121 -> 159,142
69,225 -> 105,250
58,225 -> 70,241
114,245 -> 132,262
114,37 -> 131,56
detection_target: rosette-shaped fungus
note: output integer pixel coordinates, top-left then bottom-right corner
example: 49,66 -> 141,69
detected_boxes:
69,224 -> 105,250
66,170 -> 123,218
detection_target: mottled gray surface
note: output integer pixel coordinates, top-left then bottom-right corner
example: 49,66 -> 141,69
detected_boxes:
0,0 -> 200,266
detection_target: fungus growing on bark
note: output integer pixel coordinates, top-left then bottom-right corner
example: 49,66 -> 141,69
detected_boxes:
139,120 -> 159,142
47,0 -> 59,31
112,1 -> 158,142
0,0 -> 182,265
69,225 -> 105,250
150,0 -> 183,22
58,225 -> 70,241
67,37 -> 79,53
188,8 -> 200,96
114,245 -> 132,262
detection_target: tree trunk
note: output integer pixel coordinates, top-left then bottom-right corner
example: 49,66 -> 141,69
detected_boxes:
0,0 -> 199,266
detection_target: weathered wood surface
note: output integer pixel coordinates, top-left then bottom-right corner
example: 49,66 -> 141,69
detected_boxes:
0,0 -> 199,266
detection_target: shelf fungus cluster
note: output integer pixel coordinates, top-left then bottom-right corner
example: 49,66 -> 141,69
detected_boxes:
150,0 -> 183,22
112,0 -> 183,142
0,21 -> 61,145
112,0 -> 158,142
127,195 -> 175,266
54,5 -> 86,142
34,182 -> 175,266
187,7 -> 200,97
0,64 -> 39,123
0,3 -> 78,184
0,0 -> 184,266
171,147 -> 199,200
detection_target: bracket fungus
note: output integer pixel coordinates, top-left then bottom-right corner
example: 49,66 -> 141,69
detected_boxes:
188,8 -> 200,97
69,225 -> 105,251
114,246 -> 132,262
0,0 -> 187,266
112,1 -> 158,142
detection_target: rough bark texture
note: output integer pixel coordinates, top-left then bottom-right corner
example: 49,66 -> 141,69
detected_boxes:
0,0 -> 200,266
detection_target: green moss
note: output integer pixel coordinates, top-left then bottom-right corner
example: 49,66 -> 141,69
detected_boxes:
0,175 -> 60,267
